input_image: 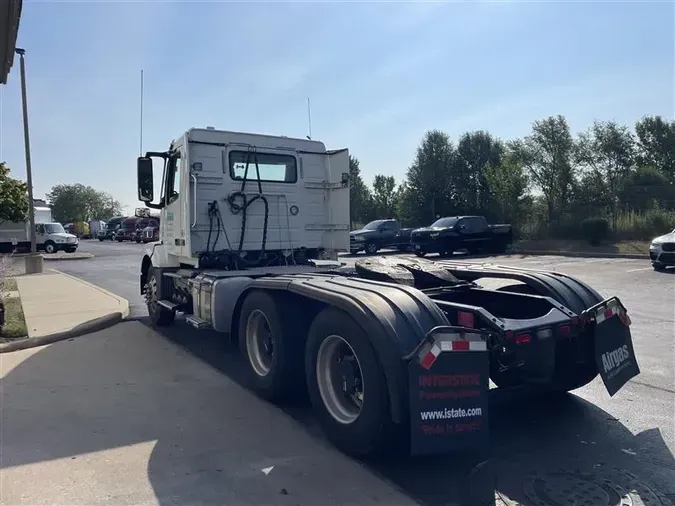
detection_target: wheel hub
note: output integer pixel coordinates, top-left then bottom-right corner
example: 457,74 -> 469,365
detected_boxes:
316,335 -> 364,424
245,309 -> 275,377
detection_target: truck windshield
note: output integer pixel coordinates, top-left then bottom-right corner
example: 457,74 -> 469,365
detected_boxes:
363,220 -> 385,230
44,223 -> 66,234
431,217 -> 458,228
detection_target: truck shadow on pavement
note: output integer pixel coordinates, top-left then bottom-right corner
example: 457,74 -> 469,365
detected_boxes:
2,320 -> 673,506
152,320 -> 675,506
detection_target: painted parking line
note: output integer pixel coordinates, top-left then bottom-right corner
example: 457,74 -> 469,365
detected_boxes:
625,267 -> 655,273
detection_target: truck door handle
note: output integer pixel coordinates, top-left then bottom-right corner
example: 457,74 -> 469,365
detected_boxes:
190,173 -> 198,228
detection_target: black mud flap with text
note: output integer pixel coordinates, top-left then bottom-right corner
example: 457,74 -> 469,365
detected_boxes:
585,297 -> 640,397
407,326 -> 490,456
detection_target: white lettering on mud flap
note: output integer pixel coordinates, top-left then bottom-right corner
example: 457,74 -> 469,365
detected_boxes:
601,345 -> 631,374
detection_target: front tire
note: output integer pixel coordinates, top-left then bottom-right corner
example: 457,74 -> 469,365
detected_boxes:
305,307 -> 396,457
238,290 -> 304,402
653,263 -> 666,271
364,242 -> 378,255
414,250 -> 426,257
144,267 -> 175,326
43,241 -> 56,254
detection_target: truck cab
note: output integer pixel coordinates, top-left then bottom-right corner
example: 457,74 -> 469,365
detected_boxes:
137,127 -> 350,270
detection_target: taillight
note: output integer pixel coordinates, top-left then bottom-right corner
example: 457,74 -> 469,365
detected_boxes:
515,333 -> 531,344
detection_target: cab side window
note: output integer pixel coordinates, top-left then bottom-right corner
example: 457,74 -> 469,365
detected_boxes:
36,224 -> 45,234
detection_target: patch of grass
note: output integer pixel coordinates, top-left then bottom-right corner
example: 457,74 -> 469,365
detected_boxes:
513,239 -> 650,255
1,278 -> 27,340
2,278 -> 17,292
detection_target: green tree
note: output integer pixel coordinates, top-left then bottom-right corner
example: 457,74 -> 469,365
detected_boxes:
513,115 -> 576,224
455,131 -> 504,212
635,115 -> 675,184
483,154 -> 529,225
371,174 -> 397,218
576,120 -> 636,227
47,183 -> 122,223
619,165 -> 675,211
402,130 -> 456,225
0,162 -> 28,225
348,155 -> 372,227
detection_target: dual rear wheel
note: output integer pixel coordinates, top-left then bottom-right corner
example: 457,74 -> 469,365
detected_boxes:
237,290 -> 394,457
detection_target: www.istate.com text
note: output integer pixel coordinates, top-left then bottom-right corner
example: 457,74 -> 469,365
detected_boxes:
420,407 -> 482,420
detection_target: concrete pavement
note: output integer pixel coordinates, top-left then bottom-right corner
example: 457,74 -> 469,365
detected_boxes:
0,320 -> 421,506
2,319 -> 673,506
0,268 -> 130,351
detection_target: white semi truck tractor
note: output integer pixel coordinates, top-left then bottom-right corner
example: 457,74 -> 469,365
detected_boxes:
137,127 -> 640,458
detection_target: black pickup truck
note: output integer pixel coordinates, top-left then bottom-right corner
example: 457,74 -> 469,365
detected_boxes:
350,219 -> 415,255
410,215 -> 513,257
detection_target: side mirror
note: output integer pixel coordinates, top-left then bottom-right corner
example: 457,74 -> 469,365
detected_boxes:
137,157 -> 154,202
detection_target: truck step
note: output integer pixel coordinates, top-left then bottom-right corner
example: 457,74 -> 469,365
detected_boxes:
186,315 -> 210,329
157,299 -> 180,312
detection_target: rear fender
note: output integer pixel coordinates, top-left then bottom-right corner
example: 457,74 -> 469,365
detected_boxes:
436,261 -> 604,314
251,274 -> 449,424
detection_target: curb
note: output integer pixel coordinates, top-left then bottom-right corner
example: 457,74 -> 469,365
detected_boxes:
42,254 -> 94,261
0,270 -> 130,353
0,312 -> 125,353
509,249 -> 648,260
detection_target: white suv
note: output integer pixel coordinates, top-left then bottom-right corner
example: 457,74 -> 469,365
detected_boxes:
649,228 -> 675,271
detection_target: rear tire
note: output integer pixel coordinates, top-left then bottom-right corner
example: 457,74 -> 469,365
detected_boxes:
305,307 -> 396,457
238,290 -> 304,402
414,250 -> 426,257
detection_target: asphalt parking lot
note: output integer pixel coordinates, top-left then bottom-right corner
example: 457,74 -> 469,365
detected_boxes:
4,240 -> 674,505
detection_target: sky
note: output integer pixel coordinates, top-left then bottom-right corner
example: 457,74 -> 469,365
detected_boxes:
0,0 -> 673,215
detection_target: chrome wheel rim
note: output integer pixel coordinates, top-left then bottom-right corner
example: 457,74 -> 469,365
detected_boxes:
245,309 -> 274,377
316,334 -> 364,424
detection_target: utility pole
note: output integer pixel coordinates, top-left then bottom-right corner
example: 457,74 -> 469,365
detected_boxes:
15,47 -> 42,273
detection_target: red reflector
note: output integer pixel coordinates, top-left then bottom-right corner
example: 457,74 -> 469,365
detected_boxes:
515,333 -> 531,344
558,324 -> 571,336
604,308 -> 613,319
452,340 -> 470,351
458,311 -> 474,328
420,352 -> 437,370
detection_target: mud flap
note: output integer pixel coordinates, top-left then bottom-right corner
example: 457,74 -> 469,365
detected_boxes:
584,297 -> 640,397
407,326 -> 491,456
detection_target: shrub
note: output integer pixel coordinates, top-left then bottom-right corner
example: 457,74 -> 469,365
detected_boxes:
580,217 -> 610,245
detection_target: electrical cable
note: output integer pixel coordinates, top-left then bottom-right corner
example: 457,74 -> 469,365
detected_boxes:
226,149 -> 270,265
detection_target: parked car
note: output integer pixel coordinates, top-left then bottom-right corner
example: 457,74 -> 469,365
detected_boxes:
410,215 -> 512,257
649,228 -> 675,271
349,219 -> 414,255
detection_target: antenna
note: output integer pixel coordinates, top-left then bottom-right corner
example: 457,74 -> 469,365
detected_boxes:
139,69 -> 144,156
307,97 -> 312,140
